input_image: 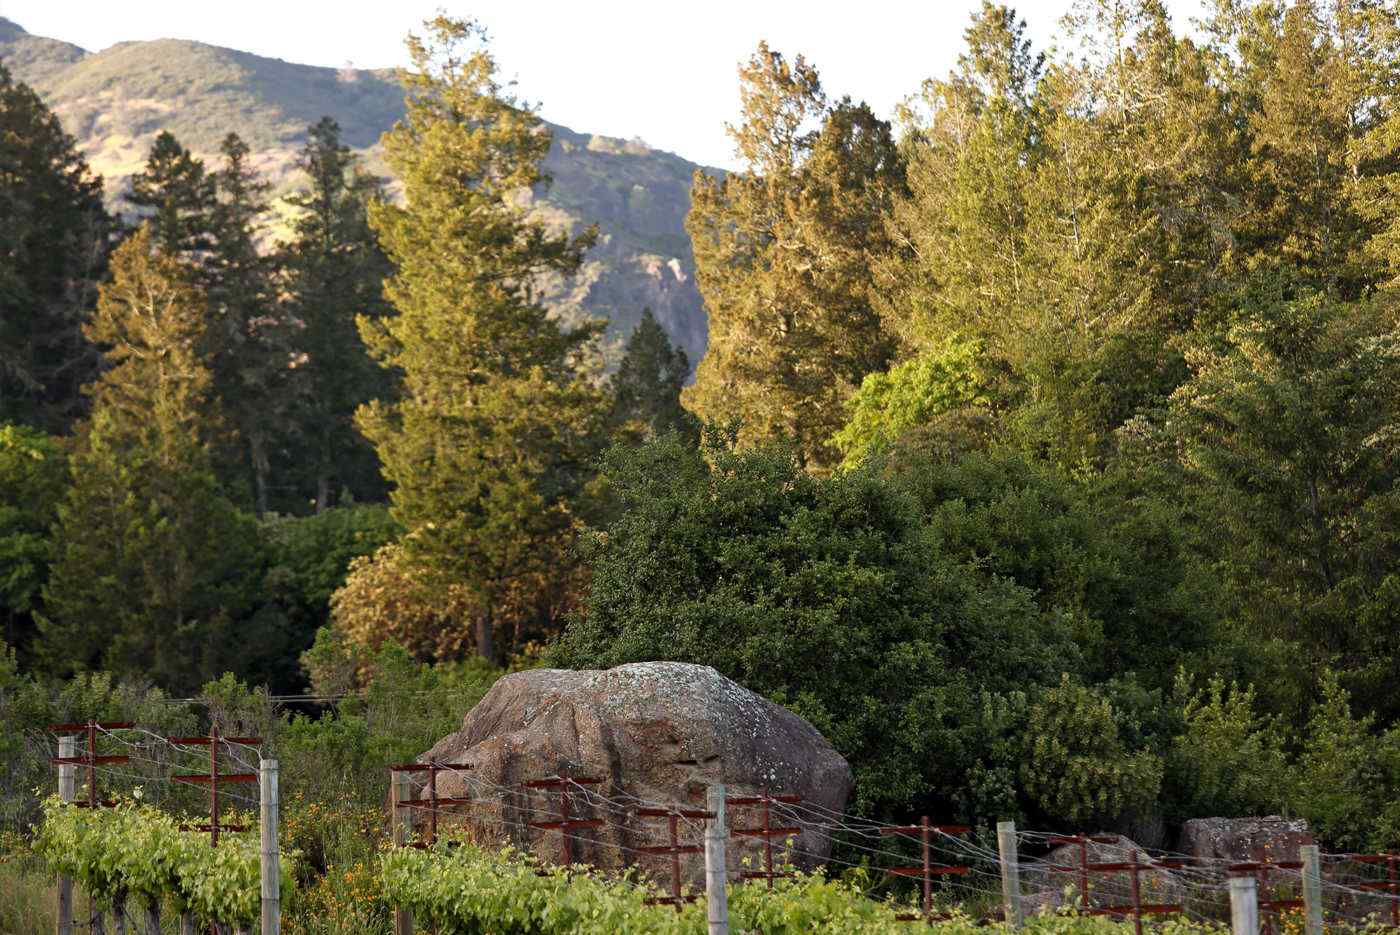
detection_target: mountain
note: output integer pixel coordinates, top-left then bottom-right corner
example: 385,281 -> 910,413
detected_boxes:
0,18 -> 711,368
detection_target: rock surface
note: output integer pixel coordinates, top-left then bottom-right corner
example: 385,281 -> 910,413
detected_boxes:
1026,834 -> 1185,914
1177,817 -> 1313,864
417,662 -> 853,886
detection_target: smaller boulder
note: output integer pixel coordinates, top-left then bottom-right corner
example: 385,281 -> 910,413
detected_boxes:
1177,817 -> 1312,865
1026,834 -> 1184,915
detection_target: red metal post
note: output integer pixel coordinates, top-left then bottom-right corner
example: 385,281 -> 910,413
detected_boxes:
1343,854 -> 1400,927
921,817 -> 931,916
1084,855 -> 1190,931
1230,860 -> 1303,935
87,722 -> 96,809
1129,856 -> 1143,935
170,726 -> 261,846
210,724 -> 219,848
728,790 -> 802,888
523,776 -> 603,868
670,813 -> 681,906
637,806 -> 712,910
879,819 -> 972,922
1048,834 -> 1120,910
388,762 -> 475,848
48,721 -> 135,810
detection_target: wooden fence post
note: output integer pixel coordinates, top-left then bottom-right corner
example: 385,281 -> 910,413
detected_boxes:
1301,845 -> 1323,935
260,758 -> 280,935
705,784 -> 729,935
1231,875 -> 1260,935
393,771 -> 414,935
998,820 -> 1023,929
56,735 -> 75,935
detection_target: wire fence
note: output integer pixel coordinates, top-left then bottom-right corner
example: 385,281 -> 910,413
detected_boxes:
18,721 -> 1400,930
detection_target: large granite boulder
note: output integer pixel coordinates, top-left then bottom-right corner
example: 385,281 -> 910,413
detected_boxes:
414,662 -> 853,886
1178,817 -> 1312,864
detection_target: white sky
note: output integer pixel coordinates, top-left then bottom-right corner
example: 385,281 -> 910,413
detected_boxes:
0,0 -> 1207,169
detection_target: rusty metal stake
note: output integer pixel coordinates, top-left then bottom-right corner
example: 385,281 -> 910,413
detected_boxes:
880,818 -> 972,921
170,725 -> 261,847
389,761 -> 475,848
637,806 -> 714,911
523,776 -> 603,867
727,790 -> 802,888
1230,860 -> 1303,935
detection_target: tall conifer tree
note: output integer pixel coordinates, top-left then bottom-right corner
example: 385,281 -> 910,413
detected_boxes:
684,44 -> 903,470
608,309 -> 698,443
280,117 -> 394,511
39,228 -> 261,690
207,132 -> 289,515
358,16 -> 607,663
0,63 -> 110,431
128,131 -> 218,263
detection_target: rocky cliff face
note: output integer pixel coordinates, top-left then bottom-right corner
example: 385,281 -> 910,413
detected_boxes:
0,18 -> 712,369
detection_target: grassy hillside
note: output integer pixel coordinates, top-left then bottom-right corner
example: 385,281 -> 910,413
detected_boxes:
0,18 -> 710,366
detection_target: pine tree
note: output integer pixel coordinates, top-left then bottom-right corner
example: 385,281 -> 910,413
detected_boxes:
38,228 -> 261,690
684,43 -> 903,470
1235,0 -> 1381,297
357,16 -> 608,663
280,117 -> 394,511
127,131 -> 218,263
0,63 -> 111,432
207,132 -> 289,515
877,3 -> 1043,397
608,309 -> 698,443
874,2 -> 1239,466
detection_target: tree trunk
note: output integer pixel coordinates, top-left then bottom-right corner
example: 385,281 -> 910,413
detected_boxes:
249,432 -> 270,517
475,604 -> 495,666
144,903 -> 161,935
316,473 -> 332,514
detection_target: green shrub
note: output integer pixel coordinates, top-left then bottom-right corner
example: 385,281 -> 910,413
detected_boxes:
1019,675 -> 1163,825
1164,672 -> 1288,821
381,839 -> 1230,935
278,642 -> 499,810
33,797 -> 295,926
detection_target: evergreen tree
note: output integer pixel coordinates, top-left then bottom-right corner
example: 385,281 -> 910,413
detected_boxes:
280,118 -> 394,511
357,16 -> 608,663
0,424 -> 66,662
608,309 -> 698,443
1171,278 -> 1400,721
874,2 -> 1237,466
876,3 -> 1043,423
207,132 -> 290,516
0,63 -> 110,432
127,131 -> 218,263
684,43 -> 904,470
1231,0 -> 1385,297
38,228 -> 262,691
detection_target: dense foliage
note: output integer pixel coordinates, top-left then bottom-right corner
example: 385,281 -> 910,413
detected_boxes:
5,0 -> 1400,890
381,841 -> 1239,935
355,17 -> 610,664
33,798 -> 293,926
0,61 -> 109,434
